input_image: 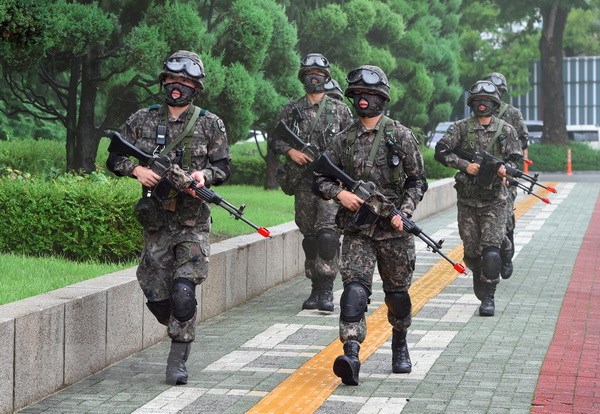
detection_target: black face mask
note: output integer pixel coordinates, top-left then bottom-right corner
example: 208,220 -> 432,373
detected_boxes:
164,82 -> 197,107
471,99 -> 497,117
351,93 -> 386,118
303,73 -> 328,93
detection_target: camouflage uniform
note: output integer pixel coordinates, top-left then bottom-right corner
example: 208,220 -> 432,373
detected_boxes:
316,116 -> 426,343
435,115 -> 521,306
495,102 -> 529,277
270,94 -> 353,309
107,104 -> 230,342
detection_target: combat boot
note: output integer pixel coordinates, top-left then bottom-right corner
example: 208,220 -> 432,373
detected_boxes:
500,258 -> 513,279
472,270 -> 484,301
166,341 -> 191,385
302,279 -> 319,310
391,329 -> 412,373
333,340 -> 361,385
318,278 -> 335,312
479,284 -> 496,317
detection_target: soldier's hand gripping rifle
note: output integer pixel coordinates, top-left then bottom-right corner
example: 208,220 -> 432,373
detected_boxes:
274,120 -> 319,161
313,154 -> 467,274
452,148 -> 557,194
107,131 -> 271,238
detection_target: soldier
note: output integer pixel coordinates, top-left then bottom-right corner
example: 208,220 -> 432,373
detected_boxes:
107,50 -> 231,385
435,80 -> 522,317
485,72 -> 529,279
324,79 -> 344,101
269,53 -> 353,311
315,65 -> 428,385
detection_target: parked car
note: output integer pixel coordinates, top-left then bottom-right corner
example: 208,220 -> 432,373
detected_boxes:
567,124 -> 600,149
236,129 -> 267,145
525,120 -> 543,145
427,121 -> 454,148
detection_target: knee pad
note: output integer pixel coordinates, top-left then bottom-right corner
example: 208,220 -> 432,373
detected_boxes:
146,299 -> 171,325
481,246 -> 502,281
340,282 -> 370,323
171,278 -> 197,322
385,291 -> 412,320
316,229 -> 339,261
463,255 -> 481,271
302,235 -> 318,260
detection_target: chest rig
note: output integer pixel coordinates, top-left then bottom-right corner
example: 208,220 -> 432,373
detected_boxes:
465,117 -> 507,157
343,116 -> 402,184
294,96 -> 335,149
153,104 -> 207,171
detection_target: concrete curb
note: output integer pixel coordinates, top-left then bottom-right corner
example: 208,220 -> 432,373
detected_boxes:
0,178 -> 456,413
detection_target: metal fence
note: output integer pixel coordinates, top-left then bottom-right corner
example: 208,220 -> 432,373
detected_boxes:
510,56 -> 600,125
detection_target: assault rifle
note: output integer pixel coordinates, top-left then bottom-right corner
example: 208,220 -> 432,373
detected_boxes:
452,148 -> 557,194
107,131 -> 271,238
507,178 -> 551,204
274,120 -> 319,161
313,154 -> 466,274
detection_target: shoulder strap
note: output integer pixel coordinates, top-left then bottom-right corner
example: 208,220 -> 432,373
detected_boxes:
466,118 -> 477,149
161,106 -> 203,155
497,102 -> 508,119
306,96 -> 328,142
362,116 -> 391,180
486,119 -> 506,154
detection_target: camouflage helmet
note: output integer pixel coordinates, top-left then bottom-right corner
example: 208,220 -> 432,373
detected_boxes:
159,50 -> 205,90
344,65 -> 391,101
298,53 -> 332,82
324,79 -> 344,101
466,80 -> 501,107
485,72 -> 507,95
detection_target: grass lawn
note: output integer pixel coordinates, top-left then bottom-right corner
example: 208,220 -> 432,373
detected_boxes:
0,184 -> 295,305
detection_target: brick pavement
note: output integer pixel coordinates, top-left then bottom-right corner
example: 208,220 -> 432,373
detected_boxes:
16,180 -> 600,414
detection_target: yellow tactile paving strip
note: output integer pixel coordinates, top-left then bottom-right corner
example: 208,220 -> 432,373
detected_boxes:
247,183 -> 558,414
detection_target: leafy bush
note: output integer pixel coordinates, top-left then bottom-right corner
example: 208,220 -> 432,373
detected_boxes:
0,173 -> 142,263
526,142 -> 600,172
228,141 -> 267,185
0,139 -> 66,176
421,146 -> 456,179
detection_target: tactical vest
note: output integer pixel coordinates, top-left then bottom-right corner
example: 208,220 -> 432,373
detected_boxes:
344,116 -> 402,184
465,117 -> 506,157
152,104 -> 207,170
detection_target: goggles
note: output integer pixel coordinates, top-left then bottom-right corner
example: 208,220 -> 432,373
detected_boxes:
164,57 -> 204,78
487,75 -> 505,88
346,68 -> 389,87
301,55 -> 329,68
469,81 -> 497,94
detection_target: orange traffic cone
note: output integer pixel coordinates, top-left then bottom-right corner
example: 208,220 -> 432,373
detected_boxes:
566,148 -> 573,176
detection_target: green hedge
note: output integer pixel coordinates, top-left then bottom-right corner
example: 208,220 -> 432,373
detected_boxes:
526,142 -> 600,172
0,175 -> 141,263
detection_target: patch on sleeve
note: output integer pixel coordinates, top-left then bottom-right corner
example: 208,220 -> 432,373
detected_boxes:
447,124 -> 455,134
217,118 -> 226,133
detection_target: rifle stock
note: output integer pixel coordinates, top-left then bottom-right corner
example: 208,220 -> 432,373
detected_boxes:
314,154 -> 466,273
107,131 -> 271,238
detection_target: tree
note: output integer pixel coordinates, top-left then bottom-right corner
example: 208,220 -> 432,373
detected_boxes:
0,0 -> 210,172
459,0 -> 595,144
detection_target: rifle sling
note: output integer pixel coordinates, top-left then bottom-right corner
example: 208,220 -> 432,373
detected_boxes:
160,106 -> 205,168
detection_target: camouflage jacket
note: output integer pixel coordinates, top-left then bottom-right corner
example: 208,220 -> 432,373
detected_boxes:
316,116 -> 427,240
270,95 -> 353,189
496,102 -> 529,149
435,115 -> 522,207
106,104 -> 231,228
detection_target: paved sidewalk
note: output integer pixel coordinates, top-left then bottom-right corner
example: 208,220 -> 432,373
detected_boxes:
17,179 -> 600,414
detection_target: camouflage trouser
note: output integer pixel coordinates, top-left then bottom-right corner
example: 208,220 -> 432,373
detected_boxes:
338,233 -> 416,343
457,199 -> 507,262
137,224 -> 210,342
294,189 -> 340,281
501,186 -> 518,259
